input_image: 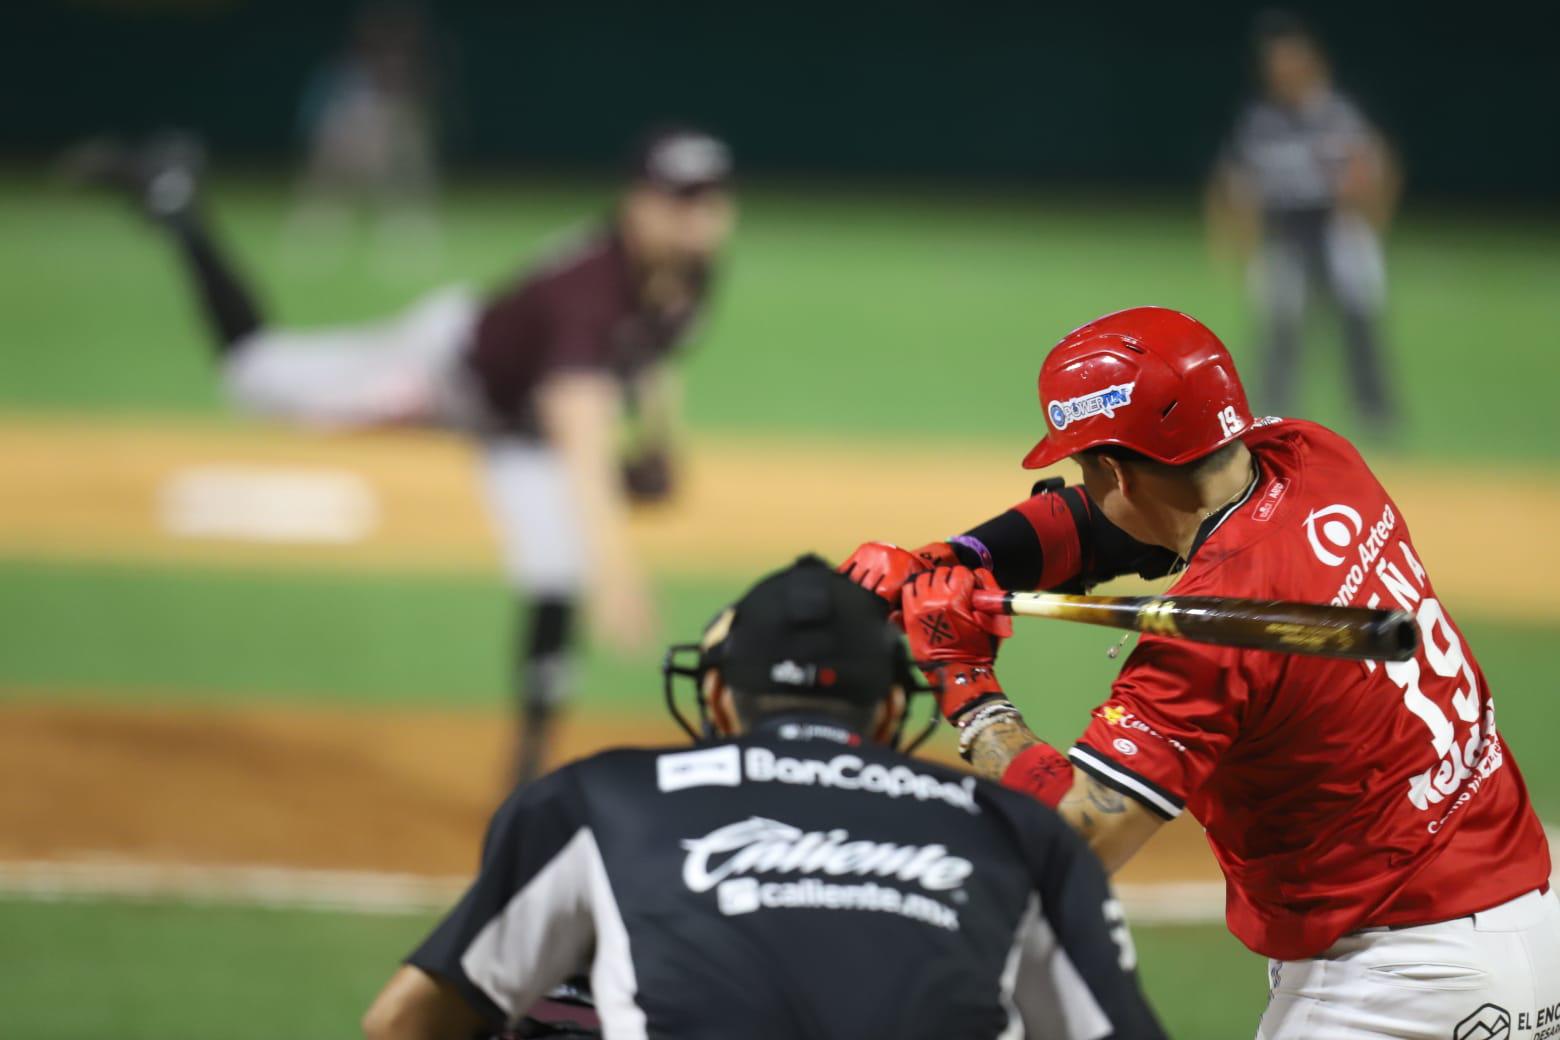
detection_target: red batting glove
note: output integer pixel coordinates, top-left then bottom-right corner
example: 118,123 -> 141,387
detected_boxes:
838,541 -> 957,607
902,566 -> 1014,723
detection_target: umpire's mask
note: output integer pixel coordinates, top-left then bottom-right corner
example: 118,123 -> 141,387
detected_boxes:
662,554 -> 937,750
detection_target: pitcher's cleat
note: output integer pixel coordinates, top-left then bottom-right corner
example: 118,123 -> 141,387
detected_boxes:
60,131 -> 206,222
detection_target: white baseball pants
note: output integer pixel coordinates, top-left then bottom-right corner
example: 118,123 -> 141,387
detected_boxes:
1258,887 -> 1560,1039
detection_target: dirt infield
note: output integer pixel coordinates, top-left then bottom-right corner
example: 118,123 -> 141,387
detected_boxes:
1,414 -> 1550,906
1,414 -> 1557,617
0,698 -> 1218,886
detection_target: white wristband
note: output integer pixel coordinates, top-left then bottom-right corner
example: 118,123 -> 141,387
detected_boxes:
957,702 -> 1020,758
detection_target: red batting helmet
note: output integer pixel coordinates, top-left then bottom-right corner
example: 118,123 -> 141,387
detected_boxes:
1021,307 -> 1253,469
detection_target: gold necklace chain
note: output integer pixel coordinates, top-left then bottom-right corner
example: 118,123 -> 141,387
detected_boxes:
1201,460 -> 1260,522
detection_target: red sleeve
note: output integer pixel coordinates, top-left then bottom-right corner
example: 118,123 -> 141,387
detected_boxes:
1067,637 -> 1248,820
1010,487 -> 1088,588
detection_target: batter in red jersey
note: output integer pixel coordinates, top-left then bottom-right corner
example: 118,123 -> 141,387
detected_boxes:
842,307 -> 1556,1038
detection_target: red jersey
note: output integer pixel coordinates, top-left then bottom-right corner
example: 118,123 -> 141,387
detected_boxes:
971,419 -> 1549,961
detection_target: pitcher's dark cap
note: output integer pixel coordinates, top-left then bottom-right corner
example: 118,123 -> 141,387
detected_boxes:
632,126 -> 732,196
719,555 -> 901,703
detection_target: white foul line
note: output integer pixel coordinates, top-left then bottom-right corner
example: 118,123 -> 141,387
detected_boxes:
0,856 -> 1226,924
5,834 -> 1557,926
0,859 -> 467,916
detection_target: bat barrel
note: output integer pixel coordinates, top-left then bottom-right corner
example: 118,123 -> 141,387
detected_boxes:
1381,611 -> 1419,658
970,590 -> 1419,662
1164,597 -> 1418,662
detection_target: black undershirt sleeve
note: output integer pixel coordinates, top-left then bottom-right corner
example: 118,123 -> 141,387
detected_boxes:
950,481 -> 1180,593
952,508 -> 1053,591
1080,499 -> 1183,586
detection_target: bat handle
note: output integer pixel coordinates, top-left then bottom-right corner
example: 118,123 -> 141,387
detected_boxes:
971,589 -> 1010,614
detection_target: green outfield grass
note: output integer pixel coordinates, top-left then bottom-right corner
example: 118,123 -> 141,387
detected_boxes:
1,175 -> 1555,1040
2,174 -> 1558,460
0,897 -> 429,1040
0,896 -> 1267,1039
4,558 -> 1559,821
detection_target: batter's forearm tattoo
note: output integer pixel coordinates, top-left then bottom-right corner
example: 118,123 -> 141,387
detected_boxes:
966,716 -> 1041,781
1059,772 -> 1128,840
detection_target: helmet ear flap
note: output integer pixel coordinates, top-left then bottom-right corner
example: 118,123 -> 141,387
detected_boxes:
662,605 -> 737,742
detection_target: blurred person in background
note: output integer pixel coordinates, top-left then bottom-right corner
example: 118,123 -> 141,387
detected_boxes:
70,126 -> 736,783
285,1 -> 446,273
1206,10 -> 1401,439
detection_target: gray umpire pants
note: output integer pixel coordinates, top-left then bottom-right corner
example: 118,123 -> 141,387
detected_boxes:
1250,210 -> 1392,427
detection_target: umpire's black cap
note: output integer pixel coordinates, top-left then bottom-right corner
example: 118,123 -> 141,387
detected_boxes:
716,555 -> 904,704
631,126 -> 732,196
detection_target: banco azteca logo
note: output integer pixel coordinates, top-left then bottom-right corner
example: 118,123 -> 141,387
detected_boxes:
1453,1003 -> 1510,1040
1302,503 -> 1363,567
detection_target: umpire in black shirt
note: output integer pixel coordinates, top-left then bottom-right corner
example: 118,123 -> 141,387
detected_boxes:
363,555 -> 1167,1040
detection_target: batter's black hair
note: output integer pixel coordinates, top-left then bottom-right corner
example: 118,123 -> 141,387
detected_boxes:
1079,438 -> 1244,479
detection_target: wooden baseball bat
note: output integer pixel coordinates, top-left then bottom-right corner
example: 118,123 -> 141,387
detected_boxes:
970,589 -> 1418,662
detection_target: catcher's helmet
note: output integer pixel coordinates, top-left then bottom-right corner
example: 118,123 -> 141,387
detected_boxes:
1021,306 -> 1253,469
661,555 -> 938,750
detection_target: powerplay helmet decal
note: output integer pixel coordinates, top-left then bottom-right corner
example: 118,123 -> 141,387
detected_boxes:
1046,381 -> 1136,431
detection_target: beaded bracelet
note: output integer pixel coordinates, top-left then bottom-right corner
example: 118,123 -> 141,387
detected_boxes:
956,701 -> 1021,758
